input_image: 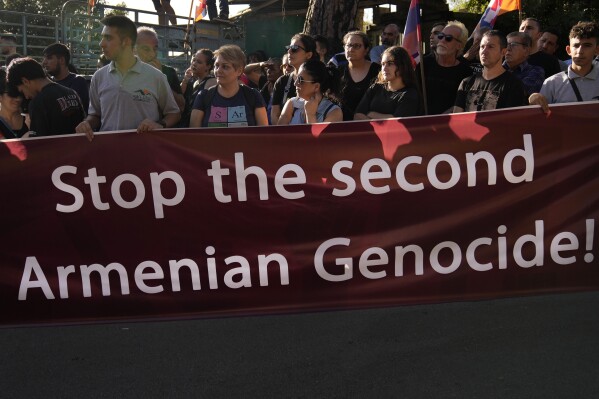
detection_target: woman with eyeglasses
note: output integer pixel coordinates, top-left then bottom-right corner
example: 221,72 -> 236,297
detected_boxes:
0,70 -> 28,139
416,20 -> 472,115
336,31 -> 381,121
277,59 -> 342,125
270,34 -> 318,125
180,48 -> 216,127
190,45 -> 268,128
354,46 -> 422,120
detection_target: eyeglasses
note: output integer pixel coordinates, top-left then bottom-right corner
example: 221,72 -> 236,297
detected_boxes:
380,61 -> 395,67
437,33 -> 462,43
295,75 -> 317,85
507,42 -> 527,49
344,43 -> 364,50
285,44 -> 306,53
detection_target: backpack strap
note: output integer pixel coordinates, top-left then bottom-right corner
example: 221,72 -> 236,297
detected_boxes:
239,84 -> 257,109
322,102 -> 336,121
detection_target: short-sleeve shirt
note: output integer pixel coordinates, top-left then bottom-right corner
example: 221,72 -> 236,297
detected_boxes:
161,64 -> 182,94
271,74 -> 296,108
355,83 -> 422,118
539,64 -> 599,104
56,72 -> 90,114
338,62 -> 381,120
417,54 -> 473,115
454,71 -> 527,112
88,57 -> 180,132
192,85 -> 266,127
29,82 -> 85,135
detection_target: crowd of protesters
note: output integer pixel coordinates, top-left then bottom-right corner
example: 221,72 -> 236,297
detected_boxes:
0,14 -> 597,140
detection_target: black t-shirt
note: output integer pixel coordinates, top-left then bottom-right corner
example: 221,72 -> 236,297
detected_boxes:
355,83 -> 422,118
56,72 -> 90,114
454,71 -> 527,112
417,54 -> 473,115
271,74 -> 296,108
338,62 -> 381,120
528,51 -> 562,80
29,83 -> 85,136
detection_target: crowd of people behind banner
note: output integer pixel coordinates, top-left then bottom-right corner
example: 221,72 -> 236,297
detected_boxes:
0,14 -> 598,141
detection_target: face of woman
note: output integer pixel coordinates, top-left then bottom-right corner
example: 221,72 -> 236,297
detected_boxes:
287,38 -> 312,70
213,56 -> 242,87
0,93 -> 22,115
344,35 -> 369,63
191,53 -> 211,79
381,54 -> 400,83
294,66 -> 319,101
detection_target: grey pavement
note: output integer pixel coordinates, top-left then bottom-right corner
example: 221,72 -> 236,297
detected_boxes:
1,291 -> 598,398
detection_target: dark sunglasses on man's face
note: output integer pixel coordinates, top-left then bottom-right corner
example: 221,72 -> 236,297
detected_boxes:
437,33 -> 461,43
285,44 -> 306,53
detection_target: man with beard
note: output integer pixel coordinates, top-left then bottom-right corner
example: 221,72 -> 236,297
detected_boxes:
519,18 -> 561,79
369,24 -> 400,64
417,21 -> 472,114
453,30 -> 527,112
42,43 -> 89,113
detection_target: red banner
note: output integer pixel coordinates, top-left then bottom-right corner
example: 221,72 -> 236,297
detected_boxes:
1,103 -> 598,326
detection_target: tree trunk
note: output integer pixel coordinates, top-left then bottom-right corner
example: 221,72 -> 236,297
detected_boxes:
303,0 -> 360,52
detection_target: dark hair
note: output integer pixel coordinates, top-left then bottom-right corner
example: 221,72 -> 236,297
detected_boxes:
43,42 -> 71,64
523,17 -> 541,31
543,27 -> 560,37
101,15 -> 137,46
195,48 -> 215,68
378,46 -> 417,88
431,21 -> 447,29
5,53 -> 22,66
300,59 -> 339,97
483,30 -> 507,49
313,34 -> 329,50
6,57 -> 46,88
343,31 -> 371,50
291,33 -> 319,60
569,21 -> 599,41
507,31 -> 532,47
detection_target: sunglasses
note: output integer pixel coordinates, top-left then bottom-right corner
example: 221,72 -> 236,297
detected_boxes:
295,75 -> 317,85
285,44 -> 306,53
437,33 -> 462,43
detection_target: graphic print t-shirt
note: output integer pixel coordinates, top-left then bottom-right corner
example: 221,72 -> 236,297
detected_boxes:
193,86 -> 265,127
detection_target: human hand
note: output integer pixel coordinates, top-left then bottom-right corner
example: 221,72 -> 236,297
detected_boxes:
137,119 -> 162,133
75,121 -> 95,141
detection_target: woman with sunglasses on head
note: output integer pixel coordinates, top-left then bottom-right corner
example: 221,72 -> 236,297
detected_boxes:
416,20 -> 472,115
270,34 -> 318,125
277,59 -> 342,125
180,48 -> 217,127
354,46 -> 422,120
0,70 -> 28,139
190,45 -> 268,128
336,31 -> 381,121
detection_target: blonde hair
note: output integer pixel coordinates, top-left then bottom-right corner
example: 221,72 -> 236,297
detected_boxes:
214,44 -> 246,70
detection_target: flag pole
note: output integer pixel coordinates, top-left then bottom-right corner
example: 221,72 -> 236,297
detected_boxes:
184,0 -> 195,51
418,41 -> 428,115
518,0 -> 523,26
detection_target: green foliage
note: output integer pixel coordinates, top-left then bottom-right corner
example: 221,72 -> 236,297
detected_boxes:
105,2 -> 128,17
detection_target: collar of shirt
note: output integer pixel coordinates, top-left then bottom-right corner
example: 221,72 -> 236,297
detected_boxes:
503,60 -> 529,72
567,62 -> 599,80
108,56 -> 142,75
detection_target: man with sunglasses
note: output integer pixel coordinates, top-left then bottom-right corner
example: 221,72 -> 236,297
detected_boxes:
453,30 -> 527,113
503,32 -> 545,95
416,21 -> 472,114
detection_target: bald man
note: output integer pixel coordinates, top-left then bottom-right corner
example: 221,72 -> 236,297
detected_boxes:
369,24 -> 400,64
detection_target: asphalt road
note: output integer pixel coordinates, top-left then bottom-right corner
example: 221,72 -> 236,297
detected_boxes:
1,291 -> 598,398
